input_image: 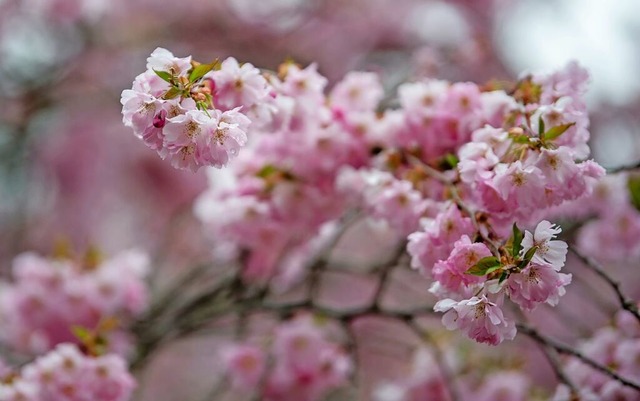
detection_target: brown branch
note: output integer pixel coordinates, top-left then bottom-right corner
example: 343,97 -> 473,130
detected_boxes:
537,342 -> 579,396
516,323 -> 640,392
408,321 -> 461,401
606,160 -> 640,174
570,247 -> 640,325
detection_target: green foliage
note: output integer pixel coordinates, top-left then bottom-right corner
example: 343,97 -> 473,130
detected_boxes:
542,122 -> 575,141
467,256 -> 502,276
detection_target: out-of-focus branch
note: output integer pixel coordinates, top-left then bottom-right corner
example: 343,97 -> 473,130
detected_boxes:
409,321 -> 461,401
537,342 -> 579,396
570,247 -> 640,324
606,160 -> 640,174
516,323 -> 640,392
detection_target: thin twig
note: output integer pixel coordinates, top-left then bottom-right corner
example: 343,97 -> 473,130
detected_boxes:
570,247 -> 640,324
407,321 -> 460,401
537,342 -> 579,396
606,160 -> 640,174
304,209 -> 361,300
517,323 -> 640,392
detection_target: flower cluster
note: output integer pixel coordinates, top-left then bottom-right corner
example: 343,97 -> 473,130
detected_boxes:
128,50 -> 603,346
456,64 -> 604,228
426,221 -> 572,345
222,317 -> 351,401
0,249 -> 149,354
0,343 -> 135,401
121,48 -> 270,171
194,66 -> 389,283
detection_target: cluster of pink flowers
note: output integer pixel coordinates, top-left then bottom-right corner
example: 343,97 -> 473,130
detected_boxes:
424,220 -> 572,345
121,48 -> 270,171
0,343 -> 135,401
194,66 -> 390,283
128,50 -> 604,346
552,310 -> 640,401
403,63 -> 606,344
336,168 -> 431,235
222,317 -> 351,401
456,64 -> 604,228
0,249 -> 149,354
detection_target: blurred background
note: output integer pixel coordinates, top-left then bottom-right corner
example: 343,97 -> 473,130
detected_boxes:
0,1 -> 639,399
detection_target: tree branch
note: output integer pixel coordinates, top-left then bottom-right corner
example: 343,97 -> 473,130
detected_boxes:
570,247 -> 640,324
516,323 -> 640,392
606,160 -> 640,174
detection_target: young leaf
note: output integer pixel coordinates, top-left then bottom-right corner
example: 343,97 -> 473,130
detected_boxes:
444,153 -> 459,169
510,134 -> 531,144
628,176 -> 640,212
154,69 -> 173,83
538,115 -> 545,136
163,87 -> 182,100
189,62 -> 216,82
518,246 -> 538,268
71,325 -> 92,342
543,122 -> 575,141
466,256 -> 501,276
511,223 -> 523,257
256,164 -> 278,178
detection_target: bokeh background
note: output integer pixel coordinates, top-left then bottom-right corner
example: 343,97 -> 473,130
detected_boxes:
1,0 -> 639,399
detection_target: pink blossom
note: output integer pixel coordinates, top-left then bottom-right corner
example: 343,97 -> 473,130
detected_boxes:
577,206 -> 640,262
432,235 -> 490,293
254,317 -> 352,401
0,250 -> 149,354
521,220 -> 568,270
434,296 -> 516,345
15,343 -> 136,401
491,161 -> 545,211
222,344 -> 266,389
278,63 -> 328,104
506,262 -> 571,311
330,71 -> 384,113
209,57 -> 270,111
475,371 -> 530,401
146,47 -> 192,76
407,203 -> 475,275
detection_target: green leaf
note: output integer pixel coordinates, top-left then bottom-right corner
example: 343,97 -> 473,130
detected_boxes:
444,153 -> 459,169
163,87 -> 182,100
511,223 -> 523,257
510,134 -> 531,144
498,271 -> 508,284
189,62 -> 217,82
154,69 -> 173,83
71,325 -> 92,342
542,122 -> 575,141
519,246 -> 538,269
256,164 -> 278,178
466,256 -> 501,276
538,116 -> 545,136
628,176 -> 640,212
